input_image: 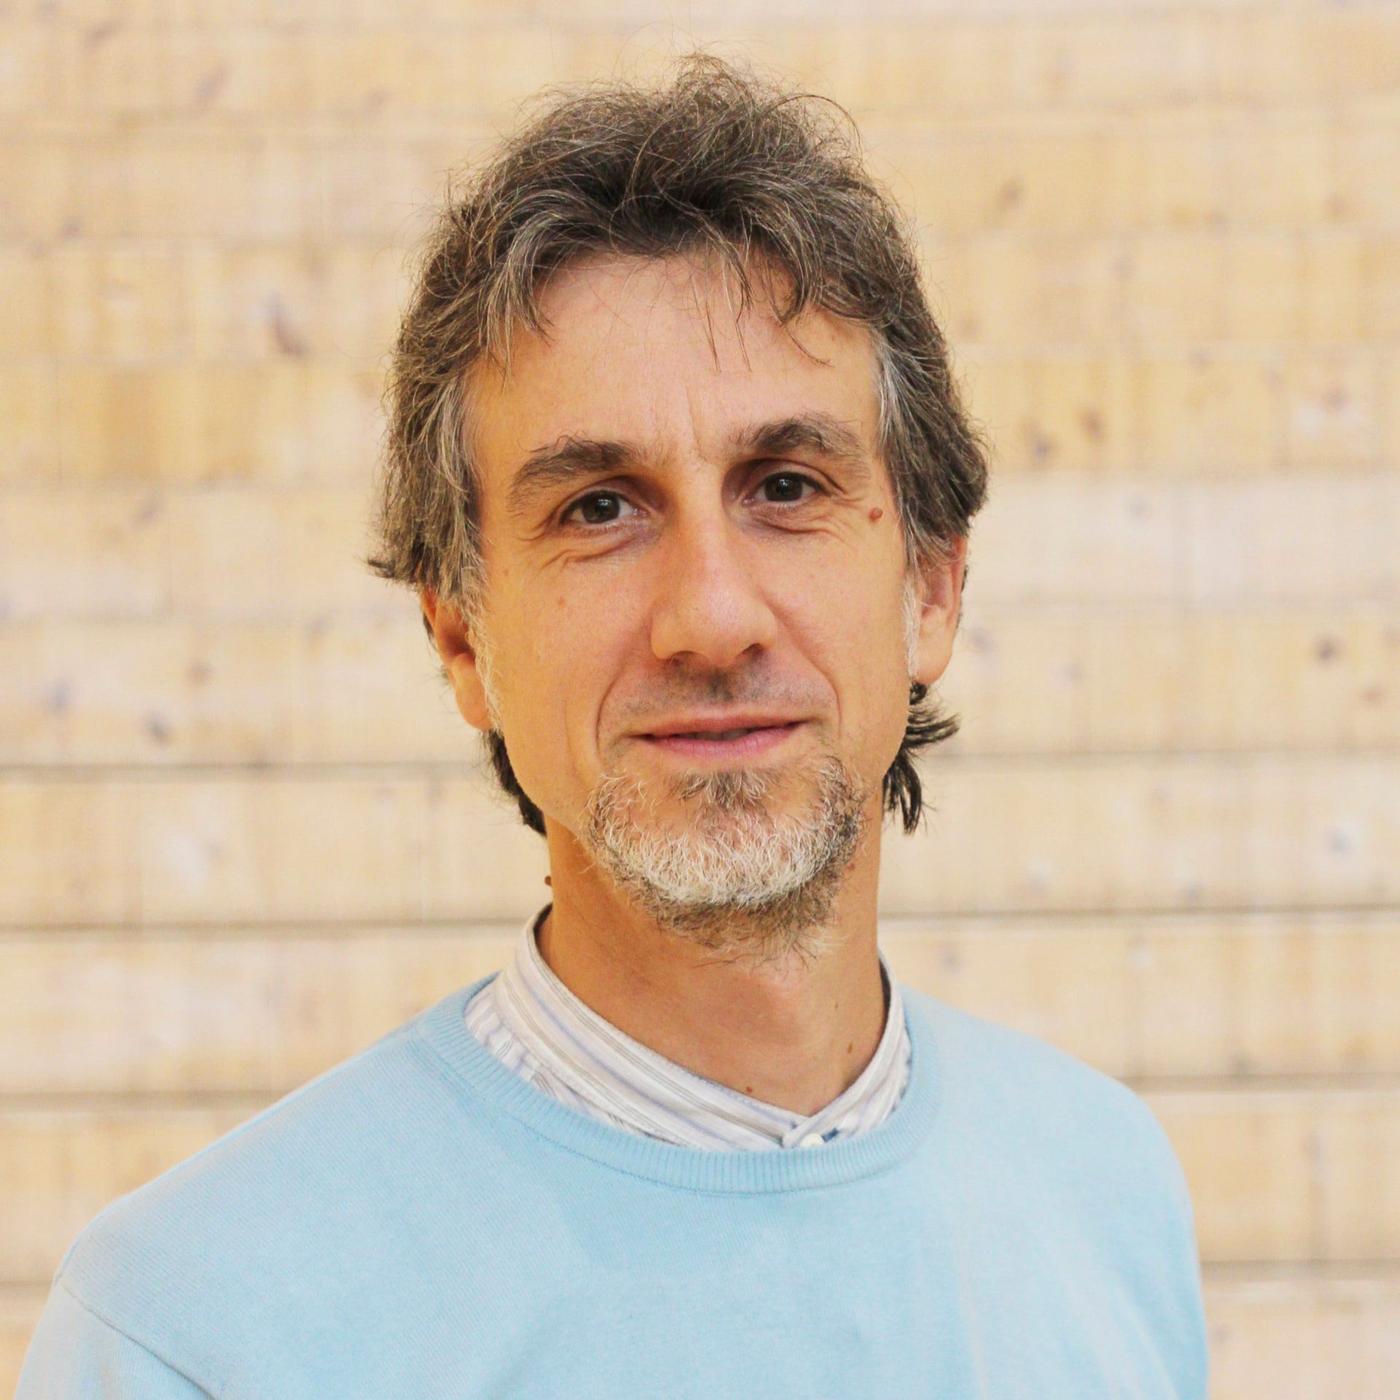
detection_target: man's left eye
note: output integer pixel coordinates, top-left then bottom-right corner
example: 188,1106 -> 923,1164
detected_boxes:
759,472 -> 819,503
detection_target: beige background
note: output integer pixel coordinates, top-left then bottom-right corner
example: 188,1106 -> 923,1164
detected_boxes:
2,2 -> 1398,1395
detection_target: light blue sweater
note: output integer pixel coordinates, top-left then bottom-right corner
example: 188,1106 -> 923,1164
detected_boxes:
18,973 -> 1209,1398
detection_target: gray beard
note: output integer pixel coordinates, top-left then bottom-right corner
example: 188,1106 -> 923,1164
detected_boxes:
578,749 -> 870,972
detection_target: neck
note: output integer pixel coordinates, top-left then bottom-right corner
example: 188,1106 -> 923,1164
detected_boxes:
536,795 -> 888,1117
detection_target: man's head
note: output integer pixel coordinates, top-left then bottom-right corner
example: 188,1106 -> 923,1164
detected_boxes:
367,54 -> 989,956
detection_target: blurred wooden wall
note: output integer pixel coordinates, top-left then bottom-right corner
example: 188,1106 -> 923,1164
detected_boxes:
2,2 -> 1397,1395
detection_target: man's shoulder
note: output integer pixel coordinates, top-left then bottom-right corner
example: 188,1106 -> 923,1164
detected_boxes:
50,989 -> 477,1374
902,987 -> 1208,1393
904,984 -> 1187,1198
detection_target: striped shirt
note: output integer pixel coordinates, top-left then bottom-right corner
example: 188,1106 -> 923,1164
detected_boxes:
463,903 -> 912,1151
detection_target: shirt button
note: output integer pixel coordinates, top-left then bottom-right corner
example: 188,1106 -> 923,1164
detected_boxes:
799,1132 -> 825,1148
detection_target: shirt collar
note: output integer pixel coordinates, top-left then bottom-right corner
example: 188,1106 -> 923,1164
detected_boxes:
482,903 -> 911,1150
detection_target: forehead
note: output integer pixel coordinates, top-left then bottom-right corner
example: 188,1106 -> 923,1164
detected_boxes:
464,252 -> 882,509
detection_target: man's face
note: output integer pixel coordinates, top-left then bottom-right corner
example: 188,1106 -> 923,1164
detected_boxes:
427,252 -> 963,956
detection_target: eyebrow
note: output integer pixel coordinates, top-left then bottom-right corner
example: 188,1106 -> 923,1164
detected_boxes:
504,411 -> 871,521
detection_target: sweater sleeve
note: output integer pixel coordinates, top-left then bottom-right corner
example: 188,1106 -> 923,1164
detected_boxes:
15,1279 -> 215,1399
1144,1105 -> 1212,1400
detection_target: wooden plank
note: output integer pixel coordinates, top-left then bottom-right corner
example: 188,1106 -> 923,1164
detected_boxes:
1210,229 -> 1368,344
0,615 -> 466,765
0,485 -> 395,621
3,229 -> 1389,370
0,367 -> 60,487
887,911 -> 1400,1082
0,929 -> 517,1095
2,1089 -> 1398,1285
10,8 -> 1400,121
1152,1090 -> 1400,1266
1,94 -> 1392,241
4,347 -> 1390,482
936,344 -> 1389,476
4,124 -> 487,242
0,231 -> 408,364
974,470 -> 1399,607
877,93 -> 1394,236
0,771 -> 552,925
0,757 -> 1393,925
0,487 -> 171,620
1203,1271 -> 1400,1400
0,239 -> 418,363
1119,914 -> 1400,1081
2,606 -> 1394,765
52,362 -> 386,486
46,27 -> 576,121
2,913 -> 1396,1095
2,473 -> 1395,624
878,755 -> 1398,917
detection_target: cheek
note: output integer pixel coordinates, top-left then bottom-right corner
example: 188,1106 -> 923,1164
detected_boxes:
828,585 -> 914,750
509,591 -> 625,764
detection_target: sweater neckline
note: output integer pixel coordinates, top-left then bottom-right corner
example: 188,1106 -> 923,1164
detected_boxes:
411,970 -> 941,1194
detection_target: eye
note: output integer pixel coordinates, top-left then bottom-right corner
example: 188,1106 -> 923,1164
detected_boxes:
757,470 -> 821,505
559,490 -> 640,528
557,471 -> 822,530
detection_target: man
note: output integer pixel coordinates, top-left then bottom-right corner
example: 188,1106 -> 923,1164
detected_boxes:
19,54 -> 1209,1397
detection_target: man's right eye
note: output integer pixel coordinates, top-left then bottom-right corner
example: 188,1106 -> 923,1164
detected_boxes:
559,491 -> 639,527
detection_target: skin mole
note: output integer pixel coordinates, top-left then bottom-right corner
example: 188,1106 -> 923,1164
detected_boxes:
868,506 -> 883,522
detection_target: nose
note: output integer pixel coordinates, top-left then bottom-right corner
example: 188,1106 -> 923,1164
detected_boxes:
648,507 -> 779,670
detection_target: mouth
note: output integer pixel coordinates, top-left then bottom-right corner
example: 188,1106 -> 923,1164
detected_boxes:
640,721 -> 803,760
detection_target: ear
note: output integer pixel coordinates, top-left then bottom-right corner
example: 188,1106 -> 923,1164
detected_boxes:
419,587 -> 494,733
909,536 -> 968,688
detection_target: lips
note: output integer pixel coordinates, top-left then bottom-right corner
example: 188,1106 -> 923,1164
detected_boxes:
666,727 -> 762,741
642,715 -> 804,739
639,722 -> 803,760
